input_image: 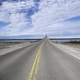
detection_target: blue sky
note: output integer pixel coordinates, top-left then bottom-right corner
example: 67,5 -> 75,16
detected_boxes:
0,0 -> 80,38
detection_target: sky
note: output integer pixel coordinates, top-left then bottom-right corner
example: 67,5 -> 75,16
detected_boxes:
0,0 -> 80,38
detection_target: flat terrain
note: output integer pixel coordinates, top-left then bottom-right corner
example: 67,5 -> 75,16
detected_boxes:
0,42 -> 31,56
64,42 -> 80,49
0,39 -> 80,80
0,42 -> 21,49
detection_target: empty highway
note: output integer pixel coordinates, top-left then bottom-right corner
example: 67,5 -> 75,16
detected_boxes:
0,39 -> 80,80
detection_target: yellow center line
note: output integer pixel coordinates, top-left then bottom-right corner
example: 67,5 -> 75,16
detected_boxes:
28,45 -> 42,80
34,49 -> 41,80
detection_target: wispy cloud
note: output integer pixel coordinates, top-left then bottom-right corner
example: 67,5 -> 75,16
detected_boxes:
0,0 -> 80,38
32,0 -> 80,37
0,1 -> 36,35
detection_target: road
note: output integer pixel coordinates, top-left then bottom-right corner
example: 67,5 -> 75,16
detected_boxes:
0,39 -> 80,80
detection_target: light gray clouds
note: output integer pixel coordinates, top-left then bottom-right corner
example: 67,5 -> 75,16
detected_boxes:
0,0 -> 80,37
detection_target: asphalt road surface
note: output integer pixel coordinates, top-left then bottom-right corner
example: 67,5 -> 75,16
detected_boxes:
0,39 -> 80,80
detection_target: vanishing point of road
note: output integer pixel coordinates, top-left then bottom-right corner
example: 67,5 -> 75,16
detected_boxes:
0,39 -> 80,80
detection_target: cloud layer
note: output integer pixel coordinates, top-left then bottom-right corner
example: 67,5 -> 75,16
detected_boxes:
0,0 -> 80,38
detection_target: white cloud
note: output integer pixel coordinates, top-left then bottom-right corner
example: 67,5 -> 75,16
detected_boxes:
0,0 -> 80,37
0,1 -> 34,36
32,0 -> 80,27
31,0 -> 80,37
